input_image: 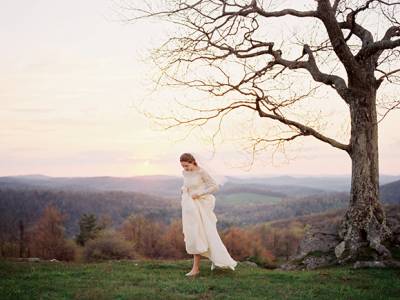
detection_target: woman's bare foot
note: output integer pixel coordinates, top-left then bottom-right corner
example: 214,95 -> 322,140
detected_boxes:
185,269 -> 200,276
185,254 -> 201,276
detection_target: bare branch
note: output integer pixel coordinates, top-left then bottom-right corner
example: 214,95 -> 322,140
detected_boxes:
332,0 -> 341,13
316,0 -> 360,72
377,67 -> 400,81
254,98 -> 350,152
377,99 -> 400,123
216,1 -> 318,19
124,0 -> 400,157
356,26 -> 400,61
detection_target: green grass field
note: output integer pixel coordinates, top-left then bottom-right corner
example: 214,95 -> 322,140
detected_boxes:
219,193 -> 282,205
1,258 -> 399,300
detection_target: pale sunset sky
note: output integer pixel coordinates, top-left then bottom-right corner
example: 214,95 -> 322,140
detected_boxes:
1,0 -> 399,177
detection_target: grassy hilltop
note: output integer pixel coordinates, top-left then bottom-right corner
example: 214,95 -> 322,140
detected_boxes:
1,259 -> 399,300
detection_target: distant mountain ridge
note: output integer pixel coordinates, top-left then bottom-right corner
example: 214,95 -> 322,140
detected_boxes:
0,175 -> 183,198
1,176 -> 399,239
227,174 -> 400,191
1,173 -> 399,198
380,179 -> 400,204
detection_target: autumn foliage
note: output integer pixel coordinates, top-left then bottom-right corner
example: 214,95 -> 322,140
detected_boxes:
83,229 -> 136,261
28,204 -> 77,261
222,226 -> 275,266
118,214 -> 166,259
1,202 -> 309,265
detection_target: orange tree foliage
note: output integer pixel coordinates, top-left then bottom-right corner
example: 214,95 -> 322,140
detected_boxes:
158,218 -> 187,259
222,226 -> 275,265
28,203 -> 76,261
118,214 -> 166,258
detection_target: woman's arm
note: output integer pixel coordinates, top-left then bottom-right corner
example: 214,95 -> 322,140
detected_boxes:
196,168 -> 219,197
181,186 -> 188,195
181,170 -> 188,195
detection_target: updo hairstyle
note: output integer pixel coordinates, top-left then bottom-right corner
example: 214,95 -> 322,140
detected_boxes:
180,153 -> 198,166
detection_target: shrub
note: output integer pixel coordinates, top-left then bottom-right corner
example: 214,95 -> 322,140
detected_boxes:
119,214 -> 165,258
56,239 -> 78,261
27,204 -> 73,261
222,226 -> 275,265
83,229 -> 136,262
158,219 -> 187,259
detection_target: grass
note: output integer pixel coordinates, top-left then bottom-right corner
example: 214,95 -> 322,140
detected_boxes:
1,258 -> 400,300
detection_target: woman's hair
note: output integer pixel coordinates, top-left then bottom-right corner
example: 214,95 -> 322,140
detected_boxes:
180,153 -> 198,166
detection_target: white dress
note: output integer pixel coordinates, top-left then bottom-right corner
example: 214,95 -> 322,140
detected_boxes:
181,167 -> 238,271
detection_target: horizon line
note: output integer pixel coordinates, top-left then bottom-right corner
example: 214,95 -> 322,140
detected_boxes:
1,173 -> 400,178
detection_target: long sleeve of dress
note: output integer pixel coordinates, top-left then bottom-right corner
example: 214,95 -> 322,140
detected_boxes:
181,172 -> 188,194
197,169 -> 219,197
181,186 -> 188,194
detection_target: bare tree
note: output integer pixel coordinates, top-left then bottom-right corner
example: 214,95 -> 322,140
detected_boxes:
124,0 -> 400,262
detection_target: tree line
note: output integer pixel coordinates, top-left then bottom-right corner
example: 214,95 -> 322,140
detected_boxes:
0,187 -> 354,240
1,202 -> 311,267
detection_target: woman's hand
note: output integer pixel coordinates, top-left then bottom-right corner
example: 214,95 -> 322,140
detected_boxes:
192,194 -> 201,200
181,187 -> 188,195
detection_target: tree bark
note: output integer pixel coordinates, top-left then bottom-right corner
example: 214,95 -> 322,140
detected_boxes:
335,81 -> 392,262
19,220 -> 24,258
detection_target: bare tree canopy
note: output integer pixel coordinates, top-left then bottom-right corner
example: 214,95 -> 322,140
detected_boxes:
124,0 -> 400,263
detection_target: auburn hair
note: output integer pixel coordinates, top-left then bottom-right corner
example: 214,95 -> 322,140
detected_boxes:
180,153 -> 198,166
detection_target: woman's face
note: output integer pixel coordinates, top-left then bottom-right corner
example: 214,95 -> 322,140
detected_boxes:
181,161 -> 196,171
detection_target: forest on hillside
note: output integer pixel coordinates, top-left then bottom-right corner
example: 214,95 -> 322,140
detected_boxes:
1,178 -> 399,238
1,179 -> 399,265
0,202 -> 301,266
0,187 -> 352,238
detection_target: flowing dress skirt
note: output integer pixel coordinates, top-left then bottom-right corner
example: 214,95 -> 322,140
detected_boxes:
181,191 -> 238,270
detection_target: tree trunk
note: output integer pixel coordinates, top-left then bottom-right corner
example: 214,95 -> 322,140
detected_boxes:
335,84 -> 392,262
19,220 -> 25,258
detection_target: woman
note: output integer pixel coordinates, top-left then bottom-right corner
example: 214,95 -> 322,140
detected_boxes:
180,152 -> 238,277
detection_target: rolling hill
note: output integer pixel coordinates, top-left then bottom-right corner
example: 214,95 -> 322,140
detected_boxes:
1,175 -> 399,241
380,179 -> 400,204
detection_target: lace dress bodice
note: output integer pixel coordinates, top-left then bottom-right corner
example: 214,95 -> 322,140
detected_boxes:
181,167 -> 219,198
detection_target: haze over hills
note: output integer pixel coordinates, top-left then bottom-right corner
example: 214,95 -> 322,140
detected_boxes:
1,174 -> 399,238
226,174 -> 400,192
0,174 -> 182,198
1,173 -> 399,198
380,179 -> 400,204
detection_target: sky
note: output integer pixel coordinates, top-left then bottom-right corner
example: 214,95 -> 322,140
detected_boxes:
0,0 -> 399,177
